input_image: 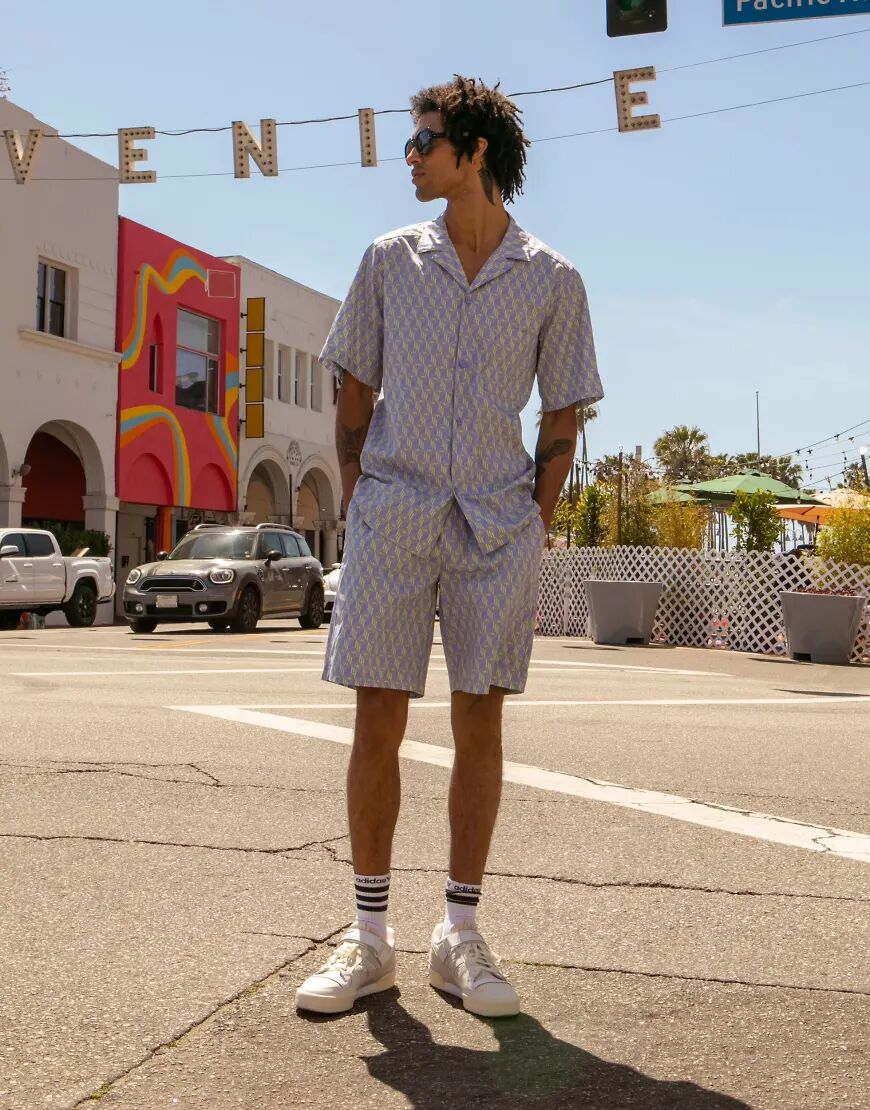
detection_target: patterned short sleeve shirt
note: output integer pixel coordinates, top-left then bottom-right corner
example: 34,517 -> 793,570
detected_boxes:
321,211 -> 603,558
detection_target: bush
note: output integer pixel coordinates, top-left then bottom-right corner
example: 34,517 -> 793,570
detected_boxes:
654,499 -> 708,550
815,508 -> 870,567
730,490 -> 780,554
54,528 -> 112,557
575,483 -> 609,547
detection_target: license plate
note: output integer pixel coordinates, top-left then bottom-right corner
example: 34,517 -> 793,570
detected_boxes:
155,594 -> 178,609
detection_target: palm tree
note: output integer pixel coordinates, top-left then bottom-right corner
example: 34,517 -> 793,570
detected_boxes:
536,403 -> 599,489
653,425 -> 710,484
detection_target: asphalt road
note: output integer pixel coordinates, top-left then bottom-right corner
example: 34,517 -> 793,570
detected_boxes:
1,620 -> 868,1109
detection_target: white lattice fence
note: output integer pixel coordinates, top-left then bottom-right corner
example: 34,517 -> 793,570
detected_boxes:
537,546 -> 870,665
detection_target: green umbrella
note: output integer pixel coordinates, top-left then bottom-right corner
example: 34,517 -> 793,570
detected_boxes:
678,470 -> 823,505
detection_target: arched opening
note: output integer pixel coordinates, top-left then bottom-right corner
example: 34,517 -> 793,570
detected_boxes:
21,430 -> 87,530
295,463 -> 339,562
242,453 -> 291,525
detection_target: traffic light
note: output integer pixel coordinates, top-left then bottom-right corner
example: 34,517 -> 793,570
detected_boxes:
607,0 -> 667,37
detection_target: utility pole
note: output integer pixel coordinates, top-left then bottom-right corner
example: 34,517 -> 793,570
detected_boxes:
860,447 -> 870,491
755,391 -> 761,462
616,449 -> 624,546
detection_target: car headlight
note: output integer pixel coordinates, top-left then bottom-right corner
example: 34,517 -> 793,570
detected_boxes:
126,568 -> 142,585
209,568 -> 235,584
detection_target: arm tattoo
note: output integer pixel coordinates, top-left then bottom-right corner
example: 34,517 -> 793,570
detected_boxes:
478,167 -> 496,205
534,438 -> 573,481
336,422 -> 368,468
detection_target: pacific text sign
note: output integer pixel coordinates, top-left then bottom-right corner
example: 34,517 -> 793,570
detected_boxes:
724,0 -> 870,26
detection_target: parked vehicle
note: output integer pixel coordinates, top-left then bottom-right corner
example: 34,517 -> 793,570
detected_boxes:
0,528 -> 115,629
122,523 -> 325,634
323,562 -> 343,618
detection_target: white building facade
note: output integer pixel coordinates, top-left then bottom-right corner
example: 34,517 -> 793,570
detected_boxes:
0,99 -> 120,618
225,257 -> 343,567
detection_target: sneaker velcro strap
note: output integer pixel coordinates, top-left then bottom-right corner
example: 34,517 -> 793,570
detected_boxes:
344,926 -> 385,951
445,929 -> 484,950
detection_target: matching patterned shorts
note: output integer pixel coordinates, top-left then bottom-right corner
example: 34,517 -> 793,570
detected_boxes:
322,498 -> 545,699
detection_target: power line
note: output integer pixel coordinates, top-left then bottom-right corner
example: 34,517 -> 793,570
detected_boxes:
40,25 -> 870,140
6,77 -> 870,184
772,417 -> 870,461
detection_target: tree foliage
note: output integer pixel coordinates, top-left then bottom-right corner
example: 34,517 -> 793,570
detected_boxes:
816,508 -> 870,567
653,499 -> 709,550
651,426 -> 801,487
603,458 -> 657,548
551,483 -> 610,548
730,490 -> 780,554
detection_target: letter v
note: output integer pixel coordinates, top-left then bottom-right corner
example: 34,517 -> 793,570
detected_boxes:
4,128 -> 42,184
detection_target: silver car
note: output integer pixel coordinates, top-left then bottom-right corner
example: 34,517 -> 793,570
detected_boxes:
123,523 -> 325,634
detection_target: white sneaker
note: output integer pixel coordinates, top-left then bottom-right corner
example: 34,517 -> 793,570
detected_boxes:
295,924 -> 396,1014
429,921 -> 520,1017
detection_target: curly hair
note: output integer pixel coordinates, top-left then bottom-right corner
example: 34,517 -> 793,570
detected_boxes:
409,75 -> 530,205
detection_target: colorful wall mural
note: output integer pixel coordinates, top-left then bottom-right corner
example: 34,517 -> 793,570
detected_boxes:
116,219 -> 240,511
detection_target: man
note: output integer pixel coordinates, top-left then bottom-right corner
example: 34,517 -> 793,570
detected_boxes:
296,75 -> 602,1017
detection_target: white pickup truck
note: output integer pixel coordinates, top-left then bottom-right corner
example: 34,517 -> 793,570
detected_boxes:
0,528 -> 115,630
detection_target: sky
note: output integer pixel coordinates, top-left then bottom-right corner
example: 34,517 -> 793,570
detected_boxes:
3,0 -> 869,491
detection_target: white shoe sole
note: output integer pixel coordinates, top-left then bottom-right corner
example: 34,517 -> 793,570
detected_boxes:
295,969 -> 395,1014
429,969 -> 520,1018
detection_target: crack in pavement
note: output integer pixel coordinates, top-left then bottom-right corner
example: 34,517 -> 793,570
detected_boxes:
71,920 -> 353,1109
384,946 -> 870,998
280,844 -> 870,902
2,831 -> 865,902
0,831 -> 350,857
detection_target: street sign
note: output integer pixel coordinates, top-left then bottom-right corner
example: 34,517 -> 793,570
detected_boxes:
724,0 -> 870,26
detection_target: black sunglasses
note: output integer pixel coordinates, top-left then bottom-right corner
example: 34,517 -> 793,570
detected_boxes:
404,128 -> 447,159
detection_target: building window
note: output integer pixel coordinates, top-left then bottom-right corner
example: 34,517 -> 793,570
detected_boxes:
310,356 -> 323,412
278,346 -> 291,403
36,261 -> 67,337
294,349 -> 308,408
176,308 -> 220,413
148,345 -> 161,392
263,339 -> 275,400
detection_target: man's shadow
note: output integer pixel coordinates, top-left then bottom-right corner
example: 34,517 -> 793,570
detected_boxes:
356,989 -> 748,1109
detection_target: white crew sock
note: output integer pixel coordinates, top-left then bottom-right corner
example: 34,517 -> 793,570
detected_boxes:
354,873 -> 390,937
444,877 -> 482,930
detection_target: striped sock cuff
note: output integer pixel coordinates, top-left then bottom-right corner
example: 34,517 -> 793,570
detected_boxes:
445,878 -> 481,908
354,873 -> 390,914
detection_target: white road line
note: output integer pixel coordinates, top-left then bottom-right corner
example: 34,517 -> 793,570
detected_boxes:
169,705 -> 870,865
13,667 -> 327,677
0,644 -> 329,657
0,641 -> 723,677
220,696 -> 870,709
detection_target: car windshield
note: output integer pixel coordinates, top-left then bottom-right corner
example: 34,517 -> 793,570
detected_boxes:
168,531 -> 256,561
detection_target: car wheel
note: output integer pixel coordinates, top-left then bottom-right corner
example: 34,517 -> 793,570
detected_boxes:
230,586 -> 260,633
128,618 -> 158,634
0,611 -> 21,631
64,582 -> 97,627
208,619 -> 231,632
299,585 -> 325,629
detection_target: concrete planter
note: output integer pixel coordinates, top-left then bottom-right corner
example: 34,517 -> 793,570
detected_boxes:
780,591 -> 866,665
584,580 -> 664,646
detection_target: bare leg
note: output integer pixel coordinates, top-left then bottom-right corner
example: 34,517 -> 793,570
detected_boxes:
448,687 -> 506,885
347,686 -> 410,875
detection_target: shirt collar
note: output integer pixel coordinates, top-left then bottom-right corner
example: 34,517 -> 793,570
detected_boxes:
417,211 -> 532,261
417,211 -> 532,288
